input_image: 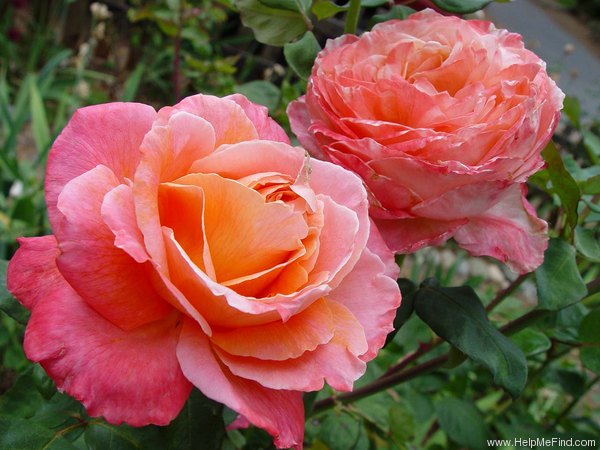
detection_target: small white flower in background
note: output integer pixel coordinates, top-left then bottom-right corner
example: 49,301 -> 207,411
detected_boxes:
90,2 -> 112,20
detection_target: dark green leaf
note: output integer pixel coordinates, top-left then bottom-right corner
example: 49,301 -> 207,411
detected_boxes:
577,307 -> 600,374
234,81 -> 280,112
284,31 -> 321,80
235,0 -> 308,46
542,141 -> 580,230
162,389 -> 225,450
0,416 -> 79,450
562,96 -> 580,128
85,422 -> 166,450
574,226 -> 600,261
414,282 -> 528,396
0,370 -> 45,419
0,260 -> 30,324
511,329 -> 551,356
535,238 -> 587,311
436,398 -> 488,450
370,5 -> 415,26
549,369 -> 587,397
430,0 -> 492,13
122,62 -> 146,102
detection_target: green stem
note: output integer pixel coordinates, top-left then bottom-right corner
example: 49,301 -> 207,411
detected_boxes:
486,273 -> 530,312
344,0 -> 361,34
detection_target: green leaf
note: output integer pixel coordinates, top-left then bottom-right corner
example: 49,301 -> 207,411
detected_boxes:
284,31 -> 321,80
370,5 -> 415,26
414,281 -> 528,397
0,416 -> 80,450
511,329 -> 551,356
85,422 -> 166,450
579,173 -> 600,195
436,398 -> 488,450
542,141 -> 580,230
430,0 -> 493,13
317,411 -> 363,450
311,0 -> 347,19
389,402 -> 415,447
234,81 -> 281,112
562,96 -> 580,128
535,238 -> 587,311
574,226 -> 600,262
579,309 -> 600,374
360,0 -> 388,7
235,0 -> 308,46
582,130 -> 600,165
258,0 -> 303,12
549,369 -> 587,397
28,76 -> 52,154
0,260 -> 29,324
162,389 -> 225,450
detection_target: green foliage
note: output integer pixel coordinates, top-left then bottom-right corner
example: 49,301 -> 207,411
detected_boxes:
414,281 -> 528,397
535,238 -> 588,311
436,398 -> 488,449
284,32 -> 321,81
430,0 -> 494,13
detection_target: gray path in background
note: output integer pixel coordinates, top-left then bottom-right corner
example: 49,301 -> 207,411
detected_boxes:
486,0 -> 600,121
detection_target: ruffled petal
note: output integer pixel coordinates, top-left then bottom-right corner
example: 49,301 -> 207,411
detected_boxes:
226,94 -> 291,143
56,165 -> 172,330
18,238 -> 191,426
177,320 -> 304,450
453,183 -> 548,273
7,236 -> 61,310
46,102 -> 156,229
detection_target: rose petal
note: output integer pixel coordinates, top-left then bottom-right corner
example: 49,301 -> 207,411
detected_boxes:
177,319 -> 304,450
46,102 -> 156,229
56,165 -> 172,330
19,238 -> 191,426
453,183 -> 548,273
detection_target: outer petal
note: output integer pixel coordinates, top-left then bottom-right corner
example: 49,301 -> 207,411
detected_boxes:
327,245 -> 402,361
46,102 -> 156,229
16,238 -> 191,426
227,94 -> 291,143
287,96 -> 327,159
177,319 -> 304,450
453,183 -> 548,273
7,236 -> 61,310
56,165 -> 172,330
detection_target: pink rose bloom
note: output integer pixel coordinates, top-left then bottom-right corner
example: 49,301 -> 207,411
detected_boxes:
288,9 -> 564,273
7,94 -> 401,449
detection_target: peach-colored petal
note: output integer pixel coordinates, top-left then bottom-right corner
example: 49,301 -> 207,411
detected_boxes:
453,183 -> 548,273
169,173 -> 308,283
45,102 -> 156,229
56,165 -> 172,330
177,319 -> 304,450
210,298 -> 335,361
18,238 -> 191,426
213,300 -> 368,392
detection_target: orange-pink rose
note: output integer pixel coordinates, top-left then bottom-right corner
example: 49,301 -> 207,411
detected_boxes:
288,9 -> 564,273
7,94 -> 401,449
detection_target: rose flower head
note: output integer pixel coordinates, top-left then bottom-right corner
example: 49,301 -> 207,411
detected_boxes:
7,94 -> 401,449
288,9 -> 565,273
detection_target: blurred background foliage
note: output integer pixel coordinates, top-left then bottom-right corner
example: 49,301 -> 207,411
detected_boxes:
1,0 -> 599,449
